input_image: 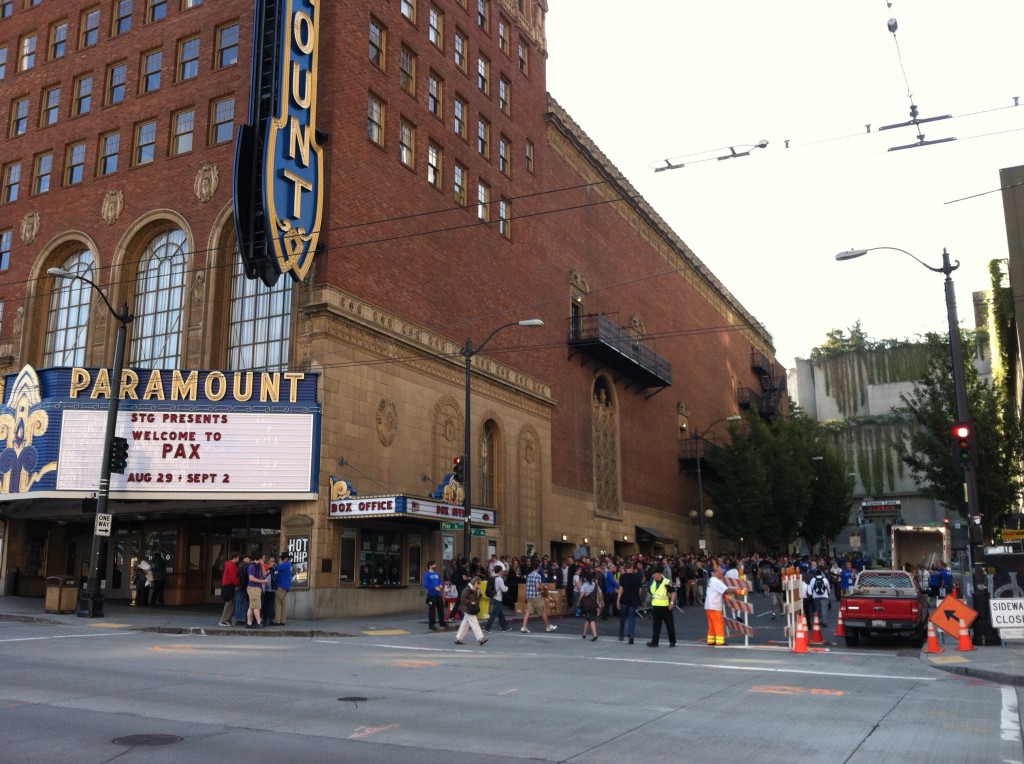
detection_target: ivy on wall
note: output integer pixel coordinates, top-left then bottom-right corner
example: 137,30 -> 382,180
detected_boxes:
822,416 -> 911,495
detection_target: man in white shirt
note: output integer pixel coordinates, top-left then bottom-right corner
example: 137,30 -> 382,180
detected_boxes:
482,563 -> 512,633
704,565 -> 741,646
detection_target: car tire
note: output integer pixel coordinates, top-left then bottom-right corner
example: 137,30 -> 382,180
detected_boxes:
844,630 -> 860,647
908,627 -> 925,649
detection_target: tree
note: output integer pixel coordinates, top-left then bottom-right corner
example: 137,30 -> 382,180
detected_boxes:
897,333 -> 1023,538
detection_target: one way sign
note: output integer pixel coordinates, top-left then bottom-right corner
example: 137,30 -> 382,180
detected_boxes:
928,594 -> 978,639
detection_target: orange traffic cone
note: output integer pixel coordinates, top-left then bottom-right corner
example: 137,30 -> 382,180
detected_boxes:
923,621 -> 943,654
956,618 -> 976,652
792,615 -> 808,654
834,609 -> 846,638
810,613 -> 824,644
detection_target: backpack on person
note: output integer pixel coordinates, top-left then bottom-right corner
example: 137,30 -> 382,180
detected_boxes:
485,576 -> 496,598
581,585 -> 599,611
812,572 -> 828,596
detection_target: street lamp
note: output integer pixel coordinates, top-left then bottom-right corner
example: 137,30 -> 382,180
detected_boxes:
688,415 -> 741,550
835,247 -> 981,566
461,319 -> 543,563
47,267 -> 133,618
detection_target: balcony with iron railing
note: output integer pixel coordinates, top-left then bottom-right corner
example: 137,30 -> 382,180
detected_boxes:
568,313 -> 672,392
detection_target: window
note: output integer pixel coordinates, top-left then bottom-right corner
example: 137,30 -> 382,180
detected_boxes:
498,76 -> 510,114
498,17 -> 509,54
398,119 -> 414,167
113,0 -> 133,35
476,180 -> 489,221
428,6 -> 443,48
427,142 -> 441,189
182,0 -> 202,9
2,162 -> 21,203
368,19 -> 385,69
171,109 -> 193,155
41,86 -> 60,127
10,97 -> 29,137
227,248 -> 292,371
0,0 -> 10,18
477,117 -> 489,157
107,62 -> 127,104
480,420 -> 497,506
178,36 -> 199,80
427,71 -> 442,118
64,143 -> 86,185
33,151 -> 52,193
147,0 -> 166,22
98,132 -> 119,175
0,47 -> 7,81
210,96 -> 234,144
49,21 -> 68,60
131,229 -> 188,368
399,47 -> 415,95
80,8 -> 100,48
216,23 -> 239,68
366,94 -> 384,145
19,33 -> 37,71
453,163 -> 467,205
477,0 -> 488,30
0,230 -> 9,272
477,56 -> 489,94
400,0 -> 414,22
141,50 -> 162,93
498,198 -> 510,238
134,120 -> 157,164
45,250 -> 94,367
518,39 -> 528,74
453,95 -> 467,138
525,139 -> 534,172
498,135 -> 510,175
74,74 -> 93,115
454,30 -> 467,71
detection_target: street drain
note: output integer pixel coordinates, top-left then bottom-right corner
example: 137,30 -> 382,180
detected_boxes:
112,734 -> 183,747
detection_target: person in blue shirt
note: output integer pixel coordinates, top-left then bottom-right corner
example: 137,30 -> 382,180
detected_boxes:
422,560 -> 446,631
839,561 -> 855,597
939,562 -> 954,597
271,552 -> 293,626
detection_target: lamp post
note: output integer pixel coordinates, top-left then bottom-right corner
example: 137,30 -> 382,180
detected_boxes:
689,415 -> 741,550
47,267 -> 133,618
835,247 -> 981,568
461,319 -> 544,563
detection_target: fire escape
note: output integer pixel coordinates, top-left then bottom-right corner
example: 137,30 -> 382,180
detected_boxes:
737,350 -> 785,420
567,314 -> 672,397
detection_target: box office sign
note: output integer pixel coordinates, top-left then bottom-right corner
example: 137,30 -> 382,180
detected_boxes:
287,536 -> 309,588
0,365 -> 321,501
328,495 -> 496,525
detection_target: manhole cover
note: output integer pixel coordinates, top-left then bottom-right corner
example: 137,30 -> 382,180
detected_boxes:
338,696 -> 369,703
112,734 -> 183,747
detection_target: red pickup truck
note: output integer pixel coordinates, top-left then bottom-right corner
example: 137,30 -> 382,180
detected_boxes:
838,569 -> 929,648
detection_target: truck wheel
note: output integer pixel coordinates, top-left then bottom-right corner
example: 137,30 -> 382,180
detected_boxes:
844,630 -> 860,647
909,628 -> 925,649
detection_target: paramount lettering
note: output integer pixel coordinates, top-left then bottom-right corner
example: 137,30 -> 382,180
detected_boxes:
69,368 -> 305,404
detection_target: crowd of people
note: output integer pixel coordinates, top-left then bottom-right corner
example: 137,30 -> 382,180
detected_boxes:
217,551 -> 294,628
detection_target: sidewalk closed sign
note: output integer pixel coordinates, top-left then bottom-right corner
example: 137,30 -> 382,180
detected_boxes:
94,513 -> 112,537
989,598 -> 1024,629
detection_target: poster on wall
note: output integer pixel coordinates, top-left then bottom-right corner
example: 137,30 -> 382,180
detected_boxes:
442,534 -> 454,561
288,536 -> 309,588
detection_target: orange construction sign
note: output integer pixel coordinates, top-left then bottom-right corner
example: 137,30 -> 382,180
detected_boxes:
928,594 -> 978,639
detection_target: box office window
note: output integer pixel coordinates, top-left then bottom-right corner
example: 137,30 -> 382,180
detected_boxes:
359,531 -> 402,587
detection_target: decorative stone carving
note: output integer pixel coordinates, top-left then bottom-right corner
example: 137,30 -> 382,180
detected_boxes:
194,164 -> 219,203
101,190 -> 124,225
629,315 -> 645,337
19,212 -> 40,245
568,268 -> 590,294
375,397 -> 397,447
13,307 -> 24,339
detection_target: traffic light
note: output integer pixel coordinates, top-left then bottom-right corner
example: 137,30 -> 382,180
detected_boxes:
949,422 -> 977,466
452,455 -> 465,484
108,436 -> 129,474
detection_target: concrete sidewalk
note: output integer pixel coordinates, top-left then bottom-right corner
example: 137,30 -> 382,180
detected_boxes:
3,595 -> 1022,686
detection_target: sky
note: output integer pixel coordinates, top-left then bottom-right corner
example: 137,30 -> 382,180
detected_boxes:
544,0 -> 1023,368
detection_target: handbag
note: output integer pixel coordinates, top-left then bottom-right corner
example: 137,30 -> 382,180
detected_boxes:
464,601 -> 480,615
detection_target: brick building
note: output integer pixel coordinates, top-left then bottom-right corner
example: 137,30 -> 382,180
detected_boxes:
0,0 -> 785,617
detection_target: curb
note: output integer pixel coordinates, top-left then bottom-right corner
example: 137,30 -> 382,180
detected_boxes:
919,649 -> 1024,687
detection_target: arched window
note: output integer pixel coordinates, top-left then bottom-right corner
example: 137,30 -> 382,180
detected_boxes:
480,419 -> 498,507
130,229 -> 187,367
226,250 -> 292,370
44,248 -> 94,366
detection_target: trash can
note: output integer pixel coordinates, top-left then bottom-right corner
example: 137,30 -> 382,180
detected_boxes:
45,575 -> 78,614
3,566 -> 17,596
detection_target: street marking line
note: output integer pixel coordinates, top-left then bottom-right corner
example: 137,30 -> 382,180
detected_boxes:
498,688 -> 517,696
928,655 -> 968,665
390,660 -> 439,667
594,656 -> 936,681
88,622 -> 132,629
349,724 -> 398,739
1002,686 -> 1021,743
362,629 -> 408,636
149,645 -> 197,651
750,684 -> 845,696
0,631 -> 137,643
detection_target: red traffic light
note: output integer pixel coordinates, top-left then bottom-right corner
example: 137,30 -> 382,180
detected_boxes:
952,424 -> 970,439
948,422 -> 976,465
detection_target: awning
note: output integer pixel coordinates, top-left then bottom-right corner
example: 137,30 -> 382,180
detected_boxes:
635,524 -> 674,543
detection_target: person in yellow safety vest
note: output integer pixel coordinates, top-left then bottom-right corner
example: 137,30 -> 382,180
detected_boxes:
704,565 -> 742,646
645,569 -> 677,647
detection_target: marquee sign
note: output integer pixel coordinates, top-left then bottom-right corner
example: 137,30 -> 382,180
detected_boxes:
328,495 -> 497,526
0,366 -> 321,501
234,0 -> 324,287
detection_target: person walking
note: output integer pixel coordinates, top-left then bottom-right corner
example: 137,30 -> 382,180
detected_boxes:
453,576 -> 488,646
704,565 -> 741,646
578,571 -> 602,641
149,552 -> 167,606
808,565 -> 831,627
133,560 -> 150,607
520,560 -> 558,633
616,560 -> 643,644
271,552 -> 292,625
218,552 -> 240,626
422,560 -> 447,631
646,568 -> 677,647
482,563 -> 512,633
